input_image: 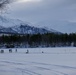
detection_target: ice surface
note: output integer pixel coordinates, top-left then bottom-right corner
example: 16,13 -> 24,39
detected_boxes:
0,47 -> 76,75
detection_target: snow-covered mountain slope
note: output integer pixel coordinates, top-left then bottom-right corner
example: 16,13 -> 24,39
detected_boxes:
36,20 -> 76,33
0,16 -> 25,27
11,24 -> 60,34
0,16 -> 61,34
0,25 -> 17,34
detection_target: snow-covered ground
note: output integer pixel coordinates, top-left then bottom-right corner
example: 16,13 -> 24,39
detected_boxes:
0,47 -> 76,75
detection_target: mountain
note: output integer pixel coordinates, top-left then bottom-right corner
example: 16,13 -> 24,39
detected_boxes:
36,20 -> 76,33
0,16 -> 26,27
0,26 -> 17,34
0,16 -> 61,34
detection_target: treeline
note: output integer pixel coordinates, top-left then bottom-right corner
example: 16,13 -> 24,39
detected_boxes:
0,33 -> 76,48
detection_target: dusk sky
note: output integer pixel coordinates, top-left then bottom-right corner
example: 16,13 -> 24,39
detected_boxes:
5,0 -> 76,33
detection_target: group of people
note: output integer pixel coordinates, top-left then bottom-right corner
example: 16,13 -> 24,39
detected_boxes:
0,49 -> 17,53
0,49 -> 44,54
0,49 -> 30,54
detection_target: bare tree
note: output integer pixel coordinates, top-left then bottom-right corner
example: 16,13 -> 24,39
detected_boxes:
0,0 -> 15,13
0,0 -> 11,10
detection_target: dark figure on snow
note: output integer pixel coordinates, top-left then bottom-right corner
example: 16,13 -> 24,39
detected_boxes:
26,50 -> 29,54
15,49 -> 17,52
9,49 -> 12,53
0,50 -> 4,53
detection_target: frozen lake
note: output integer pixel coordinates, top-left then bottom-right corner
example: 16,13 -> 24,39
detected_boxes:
0,47 -> 76,75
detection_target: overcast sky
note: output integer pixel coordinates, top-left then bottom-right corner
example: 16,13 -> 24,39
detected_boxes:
5,0 -> 76,33
6,0 -> 76,22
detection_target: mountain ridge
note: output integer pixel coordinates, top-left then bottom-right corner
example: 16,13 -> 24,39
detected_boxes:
0,16 -> 61,34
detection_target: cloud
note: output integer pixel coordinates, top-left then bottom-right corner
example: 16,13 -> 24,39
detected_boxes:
7,0 -> 76,24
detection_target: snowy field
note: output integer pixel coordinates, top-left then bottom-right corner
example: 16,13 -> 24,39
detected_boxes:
0,47 -> 76,75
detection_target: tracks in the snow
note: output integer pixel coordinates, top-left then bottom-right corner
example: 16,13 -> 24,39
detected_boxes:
0,60 -> 76,75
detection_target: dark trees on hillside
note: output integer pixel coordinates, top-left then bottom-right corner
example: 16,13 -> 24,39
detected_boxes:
0,33 -> 76,48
